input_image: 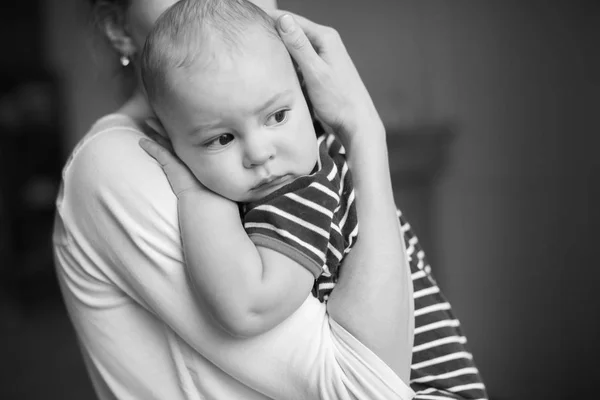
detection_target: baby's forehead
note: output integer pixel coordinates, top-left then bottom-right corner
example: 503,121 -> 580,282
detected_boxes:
211,24 -> 284,62
164,42 -> 295,108
178,29 -> 289,79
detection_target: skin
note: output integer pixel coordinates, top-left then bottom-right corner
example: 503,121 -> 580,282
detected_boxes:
123,0 -> 278,58
106,0 -> 278,119
157,26 -> 318,203
126,0 -> 178,48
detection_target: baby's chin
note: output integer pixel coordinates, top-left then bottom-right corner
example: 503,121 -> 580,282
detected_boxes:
242,174 -> 301,203
202,184 -> 264,204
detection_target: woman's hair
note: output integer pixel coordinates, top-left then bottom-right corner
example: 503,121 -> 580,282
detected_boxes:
141,0 -> 278,107
87,0 -> 135,95
86,0 -> 132,54
89,0 -> 131,28
88,0 -> 130,9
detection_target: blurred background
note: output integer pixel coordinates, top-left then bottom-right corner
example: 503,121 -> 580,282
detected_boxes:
0,0 -> 597,399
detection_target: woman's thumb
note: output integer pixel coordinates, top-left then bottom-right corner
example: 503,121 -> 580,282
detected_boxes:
276,14 -> 319,70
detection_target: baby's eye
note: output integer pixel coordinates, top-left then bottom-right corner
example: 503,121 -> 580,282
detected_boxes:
206,133 -> 234,148
266,109 -> 289,126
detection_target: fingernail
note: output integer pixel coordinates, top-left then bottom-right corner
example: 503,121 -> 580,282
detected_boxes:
279,14 -> 294,33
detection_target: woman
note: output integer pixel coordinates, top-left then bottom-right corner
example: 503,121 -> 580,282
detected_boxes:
53,0 -> 488,399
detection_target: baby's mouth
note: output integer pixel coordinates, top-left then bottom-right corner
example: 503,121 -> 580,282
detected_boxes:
252,175 -> 291,192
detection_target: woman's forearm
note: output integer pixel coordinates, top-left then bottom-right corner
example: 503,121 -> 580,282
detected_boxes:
327,123 -> 414,381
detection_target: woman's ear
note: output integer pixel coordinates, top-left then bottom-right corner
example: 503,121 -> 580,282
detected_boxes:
95,1 -> 136,58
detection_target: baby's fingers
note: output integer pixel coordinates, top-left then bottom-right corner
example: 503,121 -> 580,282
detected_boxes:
143,118 -> 174,152
139,138 -> 175,167
139,138 -> 200,197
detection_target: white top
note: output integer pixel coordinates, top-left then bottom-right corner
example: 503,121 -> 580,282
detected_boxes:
53,114 -> 415,400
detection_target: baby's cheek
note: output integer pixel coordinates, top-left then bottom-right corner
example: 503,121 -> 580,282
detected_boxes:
194,166 -> 217,187
301,149 -> 319,176
181,157 -> 212,188
195,166 -> 242,200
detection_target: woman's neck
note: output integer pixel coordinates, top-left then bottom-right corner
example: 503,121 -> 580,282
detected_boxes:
117,88 -> 154,122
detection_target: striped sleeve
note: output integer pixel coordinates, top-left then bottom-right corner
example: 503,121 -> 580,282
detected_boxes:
243,139 -> 342,278
399,211 -> 489,400
244,182 -> 340,278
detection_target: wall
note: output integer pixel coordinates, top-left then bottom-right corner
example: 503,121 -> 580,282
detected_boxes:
42,1 -> 599,398
420,2 -> 598,398
42,0 -> 125,154
281,2 -> 598,398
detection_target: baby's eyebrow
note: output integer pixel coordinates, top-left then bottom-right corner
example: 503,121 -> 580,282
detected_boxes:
252,89 -> 293,115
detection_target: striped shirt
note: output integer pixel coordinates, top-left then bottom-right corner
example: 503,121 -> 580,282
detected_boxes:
243,132 -> 489,399
244,134 -> 354,301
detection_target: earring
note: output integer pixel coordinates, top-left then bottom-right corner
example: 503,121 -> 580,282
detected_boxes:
119,55 -> 131,67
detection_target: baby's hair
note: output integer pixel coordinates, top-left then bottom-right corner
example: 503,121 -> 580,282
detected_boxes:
141,0 -> 279,108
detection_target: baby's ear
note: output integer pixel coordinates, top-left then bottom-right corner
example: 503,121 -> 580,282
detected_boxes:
144,118 -> 168,139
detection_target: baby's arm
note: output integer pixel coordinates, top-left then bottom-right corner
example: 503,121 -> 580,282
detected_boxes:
177,186 -> 314,338
138,131 -> 313,338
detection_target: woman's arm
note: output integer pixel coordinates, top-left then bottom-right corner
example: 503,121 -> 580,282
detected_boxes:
267,11 -> 414,381
330,124 -> 415,380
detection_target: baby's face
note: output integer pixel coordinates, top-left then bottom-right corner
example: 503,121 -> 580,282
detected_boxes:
158,27 -> 318,202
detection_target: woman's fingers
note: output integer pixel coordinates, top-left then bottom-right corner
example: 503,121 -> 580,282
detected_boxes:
267,10 -> 382,146
139,138 -> 201,197
269,13 -> 325,73
266,10 -> 326,46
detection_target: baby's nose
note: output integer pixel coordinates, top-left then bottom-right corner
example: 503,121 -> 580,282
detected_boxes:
243,138 -> 275,168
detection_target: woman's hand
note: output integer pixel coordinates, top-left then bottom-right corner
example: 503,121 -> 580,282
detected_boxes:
269,12 -> 415,381
266,10 -> 385,148
139,120 -> 205,198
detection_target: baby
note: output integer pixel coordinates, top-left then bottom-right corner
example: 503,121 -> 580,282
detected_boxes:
141,0 -> 358,335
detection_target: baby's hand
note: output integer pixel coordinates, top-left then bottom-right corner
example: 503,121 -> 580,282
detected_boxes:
139,119 -> 205,198
267,11 -> 385,148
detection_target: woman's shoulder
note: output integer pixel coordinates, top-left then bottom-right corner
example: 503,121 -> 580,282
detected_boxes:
60,113 -> 174,209
65,113 -> 155,175
64,113 -> 145,171
54,113 -> 181,298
